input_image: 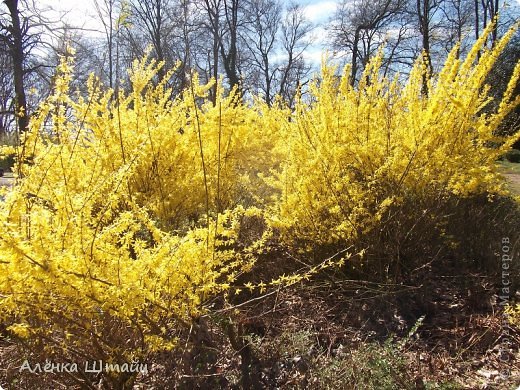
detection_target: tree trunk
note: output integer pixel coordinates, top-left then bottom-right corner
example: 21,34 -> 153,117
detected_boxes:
4,0 -> 28,133
417,0 -> 432,96
212,11 -> 219,105
221,0 -> 241,97
351,27 -> 361,86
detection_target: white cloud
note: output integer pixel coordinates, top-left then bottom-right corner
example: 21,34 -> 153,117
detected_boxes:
302,47 -> 324,65
37,0 -> 105,37
302,1 -> 338,24
312,26 -> 328,42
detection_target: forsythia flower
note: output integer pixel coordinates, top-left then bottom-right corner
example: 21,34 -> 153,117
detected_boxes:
0,20 -> 518,364
0,55 -> 277,357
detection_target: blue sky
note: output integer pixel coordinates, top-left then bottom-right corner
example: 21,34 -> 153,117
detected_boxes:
299,0 -> 338,23
37,0 -> 338,65
40,0 -> 339,34
35,0 -> 520,66
38,0 -> 520,31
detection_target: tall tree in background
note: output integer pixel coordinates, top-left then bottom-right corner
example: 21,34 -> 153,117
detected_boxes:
198,0 -> 222,103
122,0 -> 198,94
125,0 -> 177,82
439,0 -> 474,56
197,0 -> 246,97
45,27 -> 105,94
277,3 -> 313,105
241,0 -> 281,105
0,0 -> 54,136
94,0 -> 122,90
1,0 -> 29,133
474,0 -> 500,46
220,0 -> 242,94
415,0 -> 440,95
329,0 -> 407,86
132,0 -> 166,80
196,0 -> 312,105
0,40 -> 14,136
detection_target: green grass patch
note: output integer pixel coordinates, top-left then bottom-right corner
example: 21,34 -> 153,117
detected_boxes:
498,160 -> 520,174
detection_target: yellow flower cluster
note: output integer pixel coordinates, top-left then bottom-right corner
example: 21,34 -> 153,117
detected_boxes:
0,21 -> 518,358
506,304 -> 520,327
0,57 -> 276,354
269,24 -> 520,248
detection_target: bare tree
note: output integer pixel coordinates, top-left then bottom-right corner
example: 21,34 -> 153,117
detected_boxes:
415,0 -> 441,94
0,0 -> 66,135
277,3 -> 313,106
329,0 -> 407,86
124,0 -> 180,82
439,0 -> 474,56
93,0 -> 122,90
474,0 -> 500,45
195,0 -> 246,97
220,0 -> 242,94
196,0 -> 222,102
411,0 -> 512,93
241,0 -> 281,105
0,40 -> 14,135
1,0 -> 29,132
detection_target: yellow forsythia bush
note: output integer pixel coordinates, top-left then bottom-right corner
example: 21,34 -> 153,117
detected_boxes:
0,21 -> 518,381
0,56 -> 275,363
268,24 -> 520,252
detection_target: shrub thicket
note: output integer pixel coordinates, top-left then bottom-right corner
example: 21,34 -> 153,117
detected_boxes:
505,148 -> 520,162
0,22 -> 519,388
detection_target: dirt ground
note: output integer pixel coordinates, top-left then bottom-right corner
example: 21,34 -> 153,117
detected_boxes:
0,177 -> 13,188
504,173 -> 520,195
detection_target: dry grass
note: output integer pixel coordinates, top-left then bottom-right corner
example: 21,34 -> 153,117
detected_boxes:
498,161 -> 520,195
